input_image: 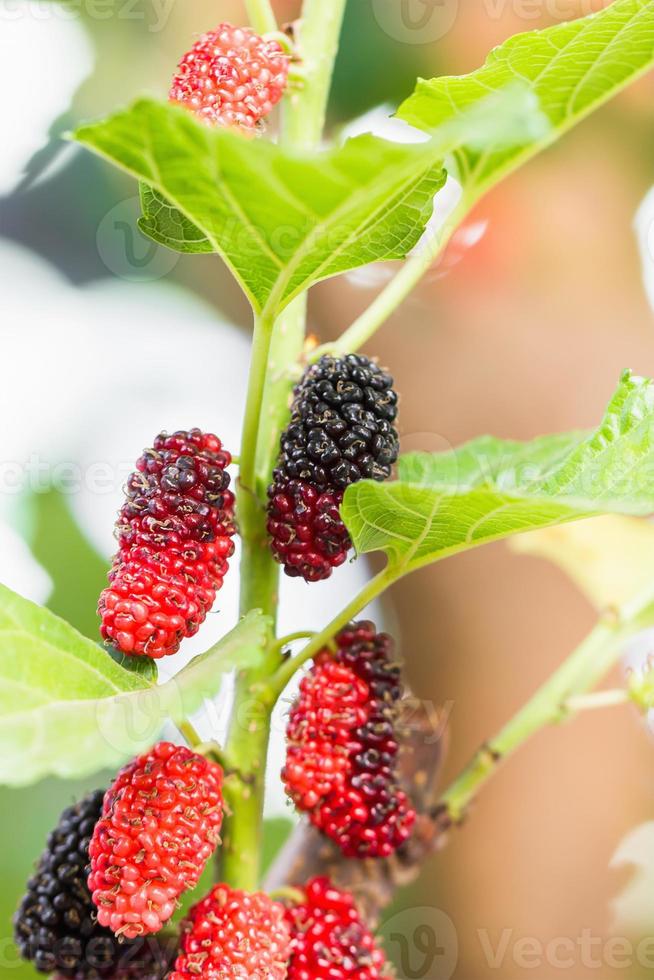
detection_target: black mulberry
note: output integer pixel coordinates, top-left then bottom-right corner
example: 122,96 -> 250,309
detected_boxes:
267,355 -> 399,582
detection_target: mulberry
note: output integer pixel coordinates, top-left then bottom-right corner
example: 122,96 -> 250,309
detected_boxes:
285,877 -> 392,980
13,790 -> 171,978
283,622 -> 415,858
268,355 -> 399,582
88,742 -> 224,938
170,23 -> 290,131
98,428 -> 235,659
170,884 -> 291,979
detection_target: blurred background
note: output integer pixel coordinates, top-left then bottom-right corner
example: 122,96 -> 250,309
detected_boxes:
3,0 -> 654,977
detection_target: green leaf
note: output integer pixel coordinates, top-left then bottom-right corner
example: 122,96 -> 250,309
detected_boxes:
398,0 -> 654,200
511,515 -> 654,612
0,589 -> 269,786
73,99 -> 445,313
342,371 -> 654,577
22,487 -> 110,641
262,817 -> 295,875
138,184 -> 213,255
72,88 -> 540,315
107,646 -> 158,684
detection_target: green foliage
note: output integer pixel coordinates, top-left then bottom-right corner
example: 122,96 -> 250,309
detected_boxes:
73,87 -> 542,316
342,372 -> 654,576
23,488 -> 108,640
74,100 -> 446,314
0,589 -> 269,786
261,817 -> 295,875
398,0 -> 654,200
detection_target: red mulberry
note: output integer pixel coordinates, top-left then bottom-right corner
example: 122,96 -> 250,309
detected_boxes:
283,622 -> 415,858
170,884 -> 291,979
267,355 -> 399,582
88,742 -> 224,939
170,23 -> 290,131
13,790 -> 172,978
285,877 -> 392,980
98,428 -> 235,659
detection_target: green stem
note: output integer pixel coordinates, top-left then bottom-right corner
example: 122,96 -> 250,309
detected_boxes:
178,719 -> 203,749
439,609 -> 642,823
313,200 -> 467,358
237,311 -> 278,620
565,689 -> 630,712
271,567 -> 394,695
245,0 -> 278,35
219,0 -> 347,892
282,0 -> 347,151
255,295 -> 308,493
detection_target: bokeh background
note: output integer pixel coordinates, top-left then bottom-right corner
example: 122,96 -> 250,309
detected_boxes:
3,0 -> 654,977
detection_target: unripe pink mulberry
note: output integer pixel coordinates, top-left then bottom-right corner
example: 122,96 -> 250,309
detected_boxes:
170,23 -> 290,131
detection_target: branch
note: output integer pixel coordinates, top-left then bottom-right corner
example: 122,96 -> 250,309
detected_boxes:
438,608 -> 645,823
264,699 -> 450,924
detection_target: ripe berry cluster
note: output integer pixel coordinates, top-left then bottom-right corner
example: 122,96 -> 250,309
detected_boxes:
283,621 -> 416,857
14,772 -> 394,978
170,22 -> 290,130
268,354 -> 400,582
98,429 -> 235,659
13,790 -> 172,979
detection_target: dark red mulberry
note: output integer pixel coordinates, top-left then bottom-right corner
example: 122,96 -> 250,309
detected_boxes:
268,355 -> 399,582
285,877 -> 392,980
13,790 -> 172,978
98,429 -> 236,659
283,622 -> 415,858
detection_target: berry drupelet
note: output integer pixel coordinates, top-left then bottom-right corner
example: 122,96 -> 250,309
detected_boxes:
13,790 -> 171,979
98,429 -> 235,659
170,884 -> 291,979
88,742 -> 224,939
285,877 -> 392,980
170,23 -> 290,131
268,354 -> 400,582
283,622 -> 415,858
